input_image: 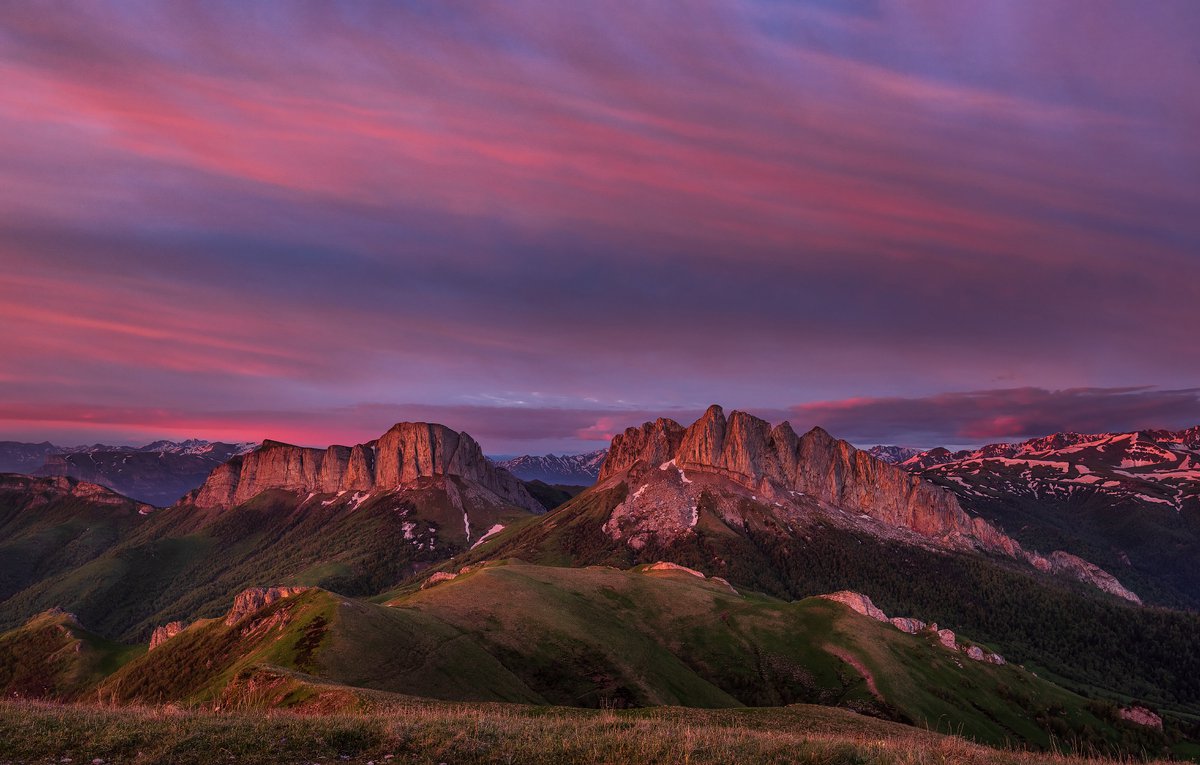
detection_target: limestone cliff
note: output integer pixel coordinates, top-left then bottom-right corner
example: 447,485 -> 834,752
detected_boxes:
189,422 -> 541,513
597,405 -> 1139,602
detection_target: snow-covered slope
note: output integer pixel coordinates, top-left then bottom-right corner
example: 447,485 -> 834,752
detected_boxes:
900,428 -> 1200,512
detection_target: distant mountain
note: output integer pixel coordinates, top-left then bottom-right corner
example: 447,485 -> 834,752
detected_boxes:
865,445 -> 923,464
495,449 -> 607,485
38,441 -> 257,506
0,441 -> 59,473
897,426 -> 1200,607
0,474 -> 151,621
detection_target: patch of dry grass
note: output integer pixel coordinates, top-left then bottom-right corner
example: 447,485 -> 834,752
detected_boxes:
0,699 -> 1170,765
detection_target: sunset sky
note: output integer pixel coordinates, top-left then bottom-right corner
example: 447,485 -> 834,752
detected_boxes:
1,1 -> 1197,453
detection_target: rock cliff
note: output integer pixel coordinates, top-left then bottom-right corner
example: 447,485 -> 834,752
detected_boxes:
189,422 -> 541,513
1028,550 -> 1142,605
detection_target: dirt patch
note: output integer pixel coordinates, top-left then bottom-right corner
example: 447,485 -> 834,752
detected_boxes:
825,645 -> 882,701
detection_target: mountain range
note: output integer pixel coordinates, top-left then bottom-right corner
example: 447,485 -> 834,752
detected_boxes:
494,449 -> 608,485
2,409 -> 1199,758
0,439 -> 256,506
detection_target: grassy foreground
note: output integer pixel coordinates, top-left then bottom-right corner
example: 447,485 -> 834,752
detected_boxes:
0,700 -> 1171,765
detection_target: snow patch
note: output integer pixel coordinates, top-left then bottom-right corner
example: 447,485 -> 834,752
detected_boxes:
470,524 -> 506,549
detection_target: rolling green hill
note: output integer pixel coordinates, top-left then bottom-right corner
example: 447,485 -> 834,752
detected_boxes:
0,474 -> 147,610
0,608 -> 141,700
91,561 -> 1167,754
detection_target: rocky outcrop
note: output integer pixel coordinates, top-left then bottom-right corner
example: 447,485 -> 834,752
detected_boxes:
644,561 -> 706,578
225,586 -> 311,626
937,629 -> 958,650
149,621 -> 184,649
890,617 -> 927,634
421,571 -> 459,589
817,591 -> 1005,665
1118,706 -> 1163,729
818,591 -> 888,622
1028,550 -> 1142,604
189,422 -> 542,514
599,419 -> 686,482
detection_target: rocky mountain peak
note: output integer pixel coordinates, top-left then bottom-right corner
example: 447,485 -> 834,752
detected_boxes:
189,422 -> 542,513
598,417 -> 686,481
595,406 -> 1138,601
601,405 -> 1006,550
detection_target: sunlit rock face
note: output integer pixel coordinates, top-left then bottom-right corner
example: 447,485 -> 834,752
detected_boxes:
188,422 -> 541,514
596,405 -> 1139,603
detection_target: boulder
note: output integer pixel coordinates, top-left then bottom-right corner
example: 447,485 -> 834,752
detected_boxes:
890,617 -> 926,634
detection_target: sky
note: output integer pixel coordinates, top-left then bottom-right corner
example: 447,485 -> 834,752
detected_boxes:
0,0 -> 1198,454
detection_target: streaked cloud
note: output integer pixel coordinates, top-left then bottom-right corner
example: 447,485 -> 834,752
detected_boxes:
0,1 -> 1196,451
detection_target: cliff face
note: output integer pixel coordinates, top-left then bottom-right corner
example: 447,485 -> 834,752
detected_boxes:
600,405 -> 1016,555
596,405 -> 1137,602
190,422 -> 541,513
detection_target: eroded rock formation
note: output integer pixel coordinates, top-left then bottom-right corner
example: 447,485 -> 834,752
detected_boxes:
1119,706 -> 1163,729
818,591 -> 888,622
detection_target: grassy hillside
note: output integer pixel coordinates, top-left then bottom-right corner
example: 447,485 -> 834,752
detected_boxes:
1,481 -> 532,641
0,477 -> 145,613
0,609 -> 141,700
90,562 -> 1167,754
4,698 -> 1172,765
448,486 -> 1200,717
